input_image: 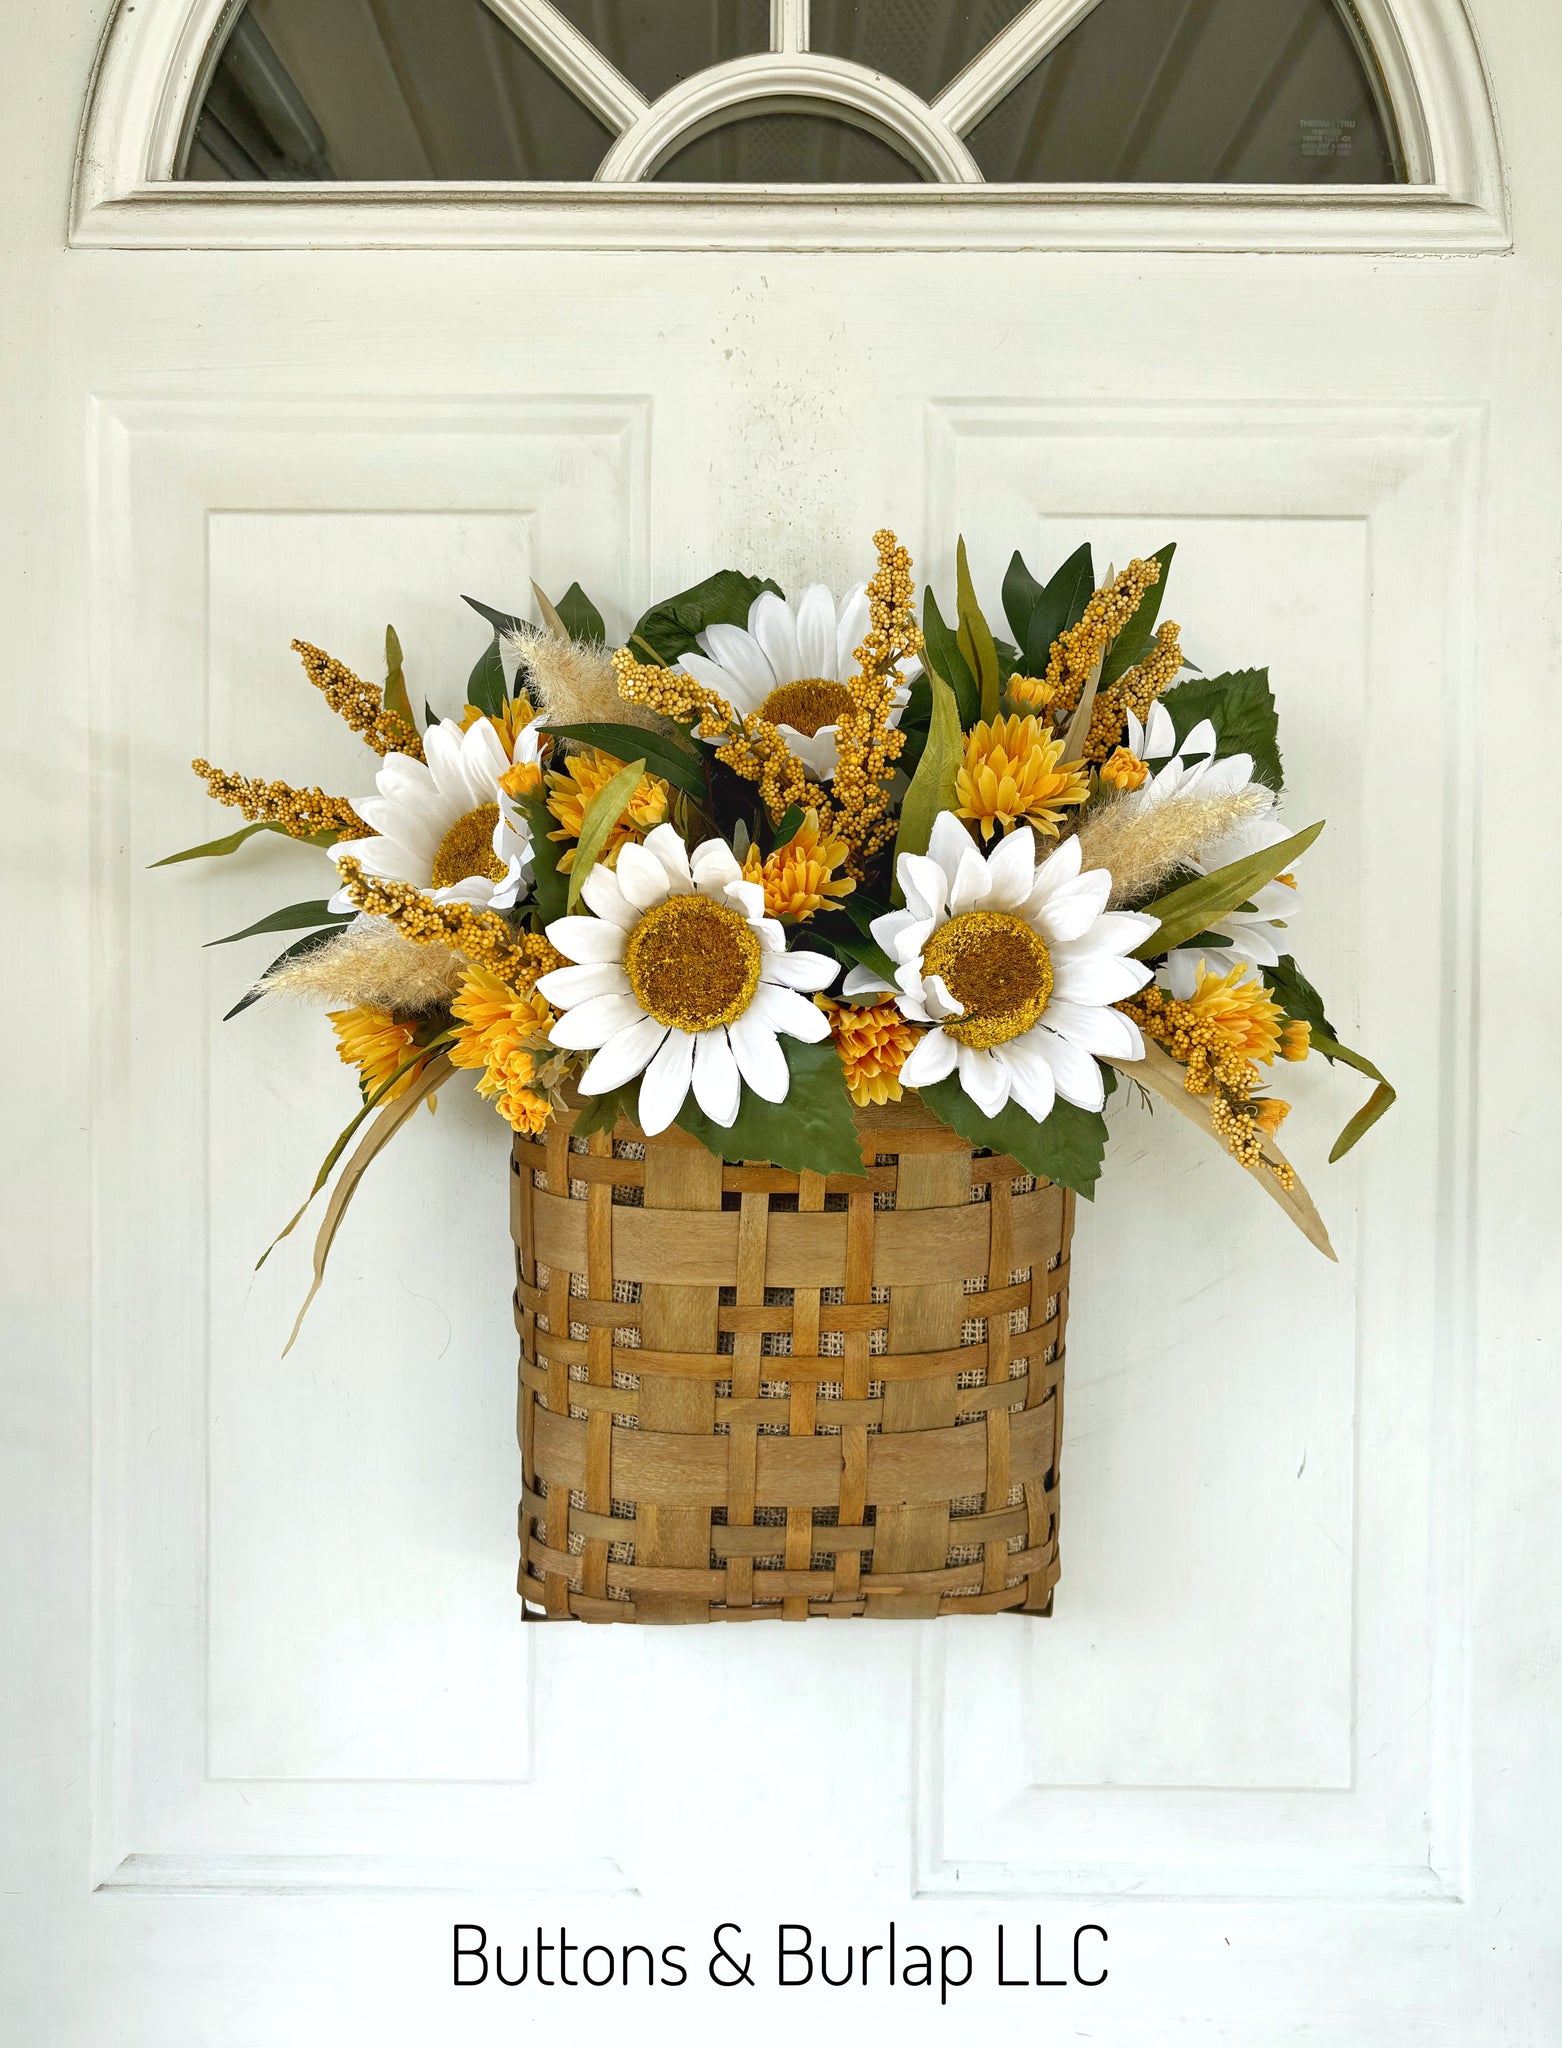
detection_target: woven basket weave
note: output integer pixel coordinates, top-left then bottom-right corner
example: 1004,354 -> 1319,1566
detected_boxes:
511,1095 -> 1073,1623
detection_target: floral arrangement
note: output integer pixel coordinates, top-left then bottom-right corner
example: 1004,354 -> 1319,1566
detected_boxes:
163,530 -> 1392,1327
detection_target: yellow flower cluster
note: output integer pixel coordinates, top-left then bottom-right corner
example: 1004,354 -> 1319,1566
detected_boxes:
449,968 -> 557,1134
190,760 -> 365,841
328,1005 -> 436,1110
331,855 -> 563,994
546,746 -> 671,871
291,639 -> 423,760
1006,674 -> 1056,712
1044,558 -> 1163,719
955,715 -> 1090,841
742,809 -> 855,921
819,996 -> 919,1107
1119,964 -> 1297,1187
1098,747 -> 1149,792
610,646 -> 819,826
1083,620 -> 1184,763
828,529 -> 919,879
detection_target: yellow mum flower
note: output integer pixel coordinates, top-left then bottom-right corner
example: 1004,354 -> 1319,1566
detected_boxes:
1173,957 -> 1286,1066
1006,674 -> 1055,713
460,693 -> 538,760
741,808 -> 855,922
1099,746 -> 1149,793
1252,1097 -> 1292,1136
818,995 -> 919,1108
1280,1019 -> 1311,1062
328,1005 -> 436,1110
546,746 -> 670,873
449,967 -> 557,1134
955,714 -> 1090,842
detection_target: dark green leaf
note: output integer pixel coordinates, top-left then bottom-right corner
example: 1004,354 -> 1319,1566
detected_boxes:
382,624 -> 415,733
566,757 -> 645,911
813,905 -> 895,985
223,930 -> 340,1020
919,1078 -> 1109,1200
1001,549 -> 1046,649
462,594 -> 526,637
571,1085 -> 636,1138
921,587 -> 979,728
555,582 -> 606,644
518,792 -> 566,925
1159,667 -> 1283,792
541,723 -> 706,801
676,1035 -> 865,1177
891,667 -> 962,899
955,537 -> 1002,725
1099,541 -> 1176,688
467,630 -> 507,717
629,570 -> 783,666
1261,953 -> 1334,1037
152,819 -> 293,867
1134,821 -> 1324,958
771,803 -> 807,847
1262,955 -> 1395,1161
1019,542 -> 1095,676
205,900 -> 350,948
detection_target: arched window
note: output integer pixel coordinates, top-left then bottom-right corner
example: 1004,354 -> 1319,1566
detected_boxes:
73,0 -> 1507,248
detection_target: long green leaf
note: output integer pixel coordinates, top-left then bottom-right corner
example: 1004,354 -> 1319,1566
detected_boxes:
223,930 -> 340,1021
919,1078 -> 1109,1200
1312,1030 -> 1397,1162
463,594 -> 527,637
555,582 -> 606,643
1132,820 -> 1324,958
630,570 -> 782,666
467,630 -> 506,717
921,587 -> 979,728
566,757 -> 645,911
1100,541 -> 1176,688
541,722 -> 706,800
955,537 -> 1001,725
382,624 -> 415,732
675,1036 -> 865,1178
1019,542 -> 1095,677
152,819 -> 307,867
205,900 -> 350,948
1001,549 -> 1046,650
890,668 -> 962,902
518,791 -> 567,925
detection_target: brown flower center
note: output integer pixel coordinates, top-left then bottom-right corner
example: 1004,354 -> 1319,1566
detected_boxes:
759,679 -> 855,738
624,894 -> 762,1034
431,803 -> 504,890
921,910 -> 1054,1049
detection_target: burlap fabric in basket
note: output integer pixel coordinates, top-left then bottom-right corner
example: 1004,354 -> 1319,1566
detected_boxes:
511,1095 -> 1072,1623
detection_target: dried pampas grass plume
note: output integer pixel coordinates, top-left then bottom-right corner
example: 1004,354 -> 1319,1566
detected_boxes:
258,916 -> 464,1013
503,623 -> 675,739
1076,784 -> 1272,909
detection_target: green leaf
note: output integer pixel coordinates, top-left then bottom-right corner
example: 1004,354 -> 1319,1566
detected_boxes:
955,537 -> 1002,725
518,791 -> 567,925
571,1085 -> 637,1138
1099,541 -> 1176,688
205,899 -> 350,948
555,582 -> 606,644
813,904 -> 895,985
467,630 -> 507,717
1160,668 -> 1283,792
1134,820 -> 1324,958
382,624 -> 415,733
1018,542 -> 1095,676
676,1035 -> 865,1178
152,819 -> 294,867
541,723 -> 706,801
462,594 -> 527,637
890,667 -> 962,901
919,1078 -> 1109,1201
771,803 -> 807,847
629,570 -> 783,666
920,587 -> 979,728
1001,549 -> 1047,650
1262,955 -> 1396,1161
566,757 -> 645,912
223,930 -> 339,1020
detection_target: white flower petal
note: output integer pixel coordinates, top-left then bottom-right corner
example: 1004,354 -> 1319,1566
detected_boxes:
759,949 -> 839,992
1042,996 -> 1143,1059
995,1035 -> 1057,1123
1025,834 -> 1083,909
899,1026 -> 959,1088
459,715 -> 511,800
1179,716 -> 1217,760
984,824 -> 1037,912
1035,1026 -> 1106,1111
794,583 -> 839,681
548,990 -> 648,1051
613,841 -> 674,911
637,1028 -> 694,1136
948,845 -> 993,917
778,725 -> 841,783
842,964 -> 895,999
750,982 -> 831,1042
728,1008 -> 789,1102
922,973 -> 965,1022
926,811 -> 975,893
680,651 -> 760,719
724,878 -> 767,923
643,822 -> 694,891
1087,910 -> 1160,956
690,837 -> 744,895
894,857 -> 947,930
701,622 -> 775,696
692,1028 -> 742,1127
534,961 -> 628,1006
421,720 -> 469,796
545,915 -> 626,964
748,590 -> 803,686
1031,868 -> 1112,945
580,1015 -> 668,1094
580,863 -> 638,930
835,583 -> 871,678
1049,953 -> 1152,1006
1157,950 -> 1202,999
957,1043 -> 1012,1117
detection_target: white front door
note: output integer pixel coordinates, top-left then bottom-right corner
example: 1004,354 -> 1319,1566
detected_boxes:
6,0 -> 1559,2040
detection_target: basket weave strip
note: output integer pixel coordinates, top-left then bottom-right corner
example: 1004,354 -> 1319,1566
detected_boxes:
511,1097 -> 1072,1624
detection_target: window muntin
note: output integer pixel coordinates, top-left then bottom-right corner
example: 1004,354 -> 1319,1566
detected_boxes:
182,0 -> 1404,187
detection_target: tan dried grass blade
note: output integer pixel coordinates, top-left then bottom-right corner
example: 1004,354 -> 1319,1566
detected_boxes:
1106,1041 -> 1337,1260
282,1053 -> 455,1355
531,581 -> 567,638
1062,645 -> 1106,765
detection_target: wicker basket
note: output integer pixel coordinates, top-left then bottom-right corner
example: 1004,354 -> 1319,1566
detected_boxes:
511,1095 -> 1073,1623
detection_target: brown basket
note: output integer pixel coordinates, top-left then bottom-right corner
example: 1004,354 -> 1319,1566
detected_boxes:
511,1095 -> 1073,1623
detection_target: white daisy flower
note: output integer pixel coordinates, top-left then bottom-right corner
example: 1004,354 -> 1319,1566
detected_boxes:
1121,707 -> 1248,810
678,582 -> 917,782
841,816 -> 1158,1123
329,713 -> 543,916
536,823 -> 840,1137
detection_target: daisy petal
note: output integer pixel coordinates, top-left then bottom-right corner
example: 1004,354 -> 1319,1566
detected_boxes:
995,1035 -> 1057,1123
748,590 -> 803,686
922,973 -> 965,1022
985,824 -> 1037,911
728,1008 -> 789,1102
751,982 -> 831,1042
580,864 -> 638,930
690,837 -> 743,894
680,651 -> 758,718
898,1026 -> 959,1088
1049,954 -> 1152,1005
896,854 -> 948,928
759,949 -> 839,992
1031,868 -> 1112,944
692,1029 -> 742,1127
927,811 -> 975,892
1042,996 -> 1143,1058
842,964 -> 895,999
1026,834 -> 1083,908
794,584 -> 838,680
777,725 -> 841,783
1035,1026 -> 1106,1111
644,822 -> 694,891
949,845 -> 993,917
534,961 -> 628,1006
638,1028 -> 694,1136
613,841 -> 674,911
580,1015 -> 669,1094
702,622 -> 775,696
835,583 -> 870,677
1087,910 -> 1159,956
545,916 -> 626,964
548,990 -> 648,1051
956,1043 -> 1012,1117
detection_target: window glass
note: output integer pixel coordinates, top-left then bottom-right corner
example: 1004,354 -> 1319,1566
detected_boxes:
653,112 -> 926,183
549,0 -> 771,104
967,0 -> 1400,183
808,1 -> 1034,104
